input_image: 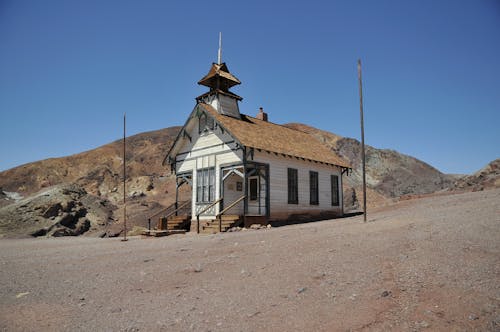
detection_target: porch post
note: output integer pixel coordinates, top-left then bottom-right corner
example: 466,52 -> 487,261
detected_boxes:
175,177 -> 179,216
220,169 -> 225,212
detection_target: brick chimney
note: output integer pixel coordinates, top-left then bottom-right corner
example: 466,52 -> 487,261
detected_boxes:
256,107 -> 268,122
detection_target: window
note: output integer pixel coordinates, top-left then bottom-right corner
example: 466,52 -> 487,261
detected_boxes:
249,177 -> 258,201
310,171 -> 319,205
198,113 -> 214,134
196,167 -> 215,202
287,168 -> 298,204
331,175 -> 339,206
207,116 -> 214,130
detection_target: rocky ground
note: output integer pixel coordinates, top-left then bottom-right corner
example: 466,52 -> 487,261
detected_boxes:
453,158 -> 500,192
0,184 -> 115,238
0,189 -> 498,331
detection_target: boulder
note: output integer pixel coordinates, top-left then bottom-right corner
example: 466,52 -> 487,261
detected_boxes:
0,183 -> 115,238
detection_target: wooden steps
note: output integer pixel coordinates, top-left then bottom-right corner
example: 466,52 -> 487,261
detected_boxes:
200,215 -> 241,234
157,214 -> 191,231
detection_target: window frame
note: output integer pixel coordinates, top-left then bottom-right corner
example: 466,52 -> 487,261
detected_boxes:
196,167 -> 215,203
331,174 -> 339,206
198,113 -> 215,134
248,176 -> 259,201
309,171 -> 319,205
287,168 -> 298,204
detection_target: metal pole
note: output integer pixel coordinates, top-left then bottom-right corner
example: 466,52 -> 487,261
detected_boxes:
218,32 -> 222,65
175,179 -> 179,216
358,59 -> 367,222
122,113 -> 128,241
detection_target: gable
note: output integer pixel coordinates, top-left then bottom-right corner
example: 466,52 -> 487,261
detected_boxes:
164,105 -> 242,168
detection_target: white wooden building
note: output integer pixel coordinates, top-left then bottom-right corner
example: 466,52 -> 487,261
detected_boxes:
163,60 -> 350,232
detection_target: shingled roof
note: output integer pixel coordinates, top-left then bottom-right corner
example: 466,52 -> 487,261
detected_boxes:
198,63 -> 241,89
200,103 -> 350,169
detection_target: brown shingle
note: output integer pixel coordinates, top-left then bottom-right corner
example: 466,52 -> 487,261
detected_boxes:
198,63 -> 241,89
200,104 -> 350,169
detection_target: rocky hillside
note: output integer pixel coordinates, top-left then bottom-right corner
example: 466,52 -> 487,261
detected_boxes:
285,123 -> 458,207
0,126 -> 180,198
0,183 -> 114,238
0,127 -> 182,237
452,158 -> 500,191
0,123 -> 497,237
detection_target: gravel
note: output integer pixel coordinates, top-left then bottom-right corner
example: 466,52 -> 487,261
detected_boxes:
0,189 -> 499,331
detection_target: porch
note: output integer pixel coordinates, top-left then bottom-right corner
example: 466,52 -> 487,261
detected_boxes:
188,161 -> 270,233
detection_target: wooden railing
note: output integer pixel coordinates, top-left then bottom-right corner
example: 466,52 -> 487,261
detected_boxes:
161,200 -> 191,230
196,197 -> 223,234
147,200 -> 190,230
216,195 -> 246,232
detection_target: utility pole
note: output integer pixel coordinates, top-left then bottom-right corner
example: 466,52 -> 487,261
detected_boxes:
358,59 -> 367,222
122,113 -> 128,241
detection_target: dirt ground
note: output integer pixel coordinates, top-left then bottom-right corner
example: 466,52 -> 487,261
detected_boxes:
0,189 -> 499,331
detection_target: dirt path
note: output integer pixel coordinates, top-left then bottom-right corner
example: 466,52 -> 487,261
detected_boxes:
1,189 -> 499,331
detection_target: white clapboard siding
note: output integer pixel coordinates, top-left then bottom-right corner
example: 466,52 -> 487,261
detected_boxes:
175,121 -> 240,173
172,113 -> 343,221
253,150 -> 343,217
173,119 -> 244,219
177,129 -> 234,158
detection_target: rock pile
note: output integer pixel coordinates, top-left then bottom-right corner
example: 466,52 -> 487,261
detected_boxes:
0,183 -> 115,238
227,224 -> 272,232
0,189 -> 7,208
452,158 -> 500,191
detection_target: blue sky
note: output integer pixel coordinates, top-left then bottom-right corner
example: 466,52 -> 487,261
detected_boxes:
0,0 -> 499,174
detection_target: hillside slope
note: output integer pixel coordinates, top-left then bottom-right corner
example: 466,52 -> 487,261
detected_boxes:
452,158 -> 500,191
0,127 -> 180,208
284,123 -> 456,206
1,123 -> 497,237
0,127 -> 181,236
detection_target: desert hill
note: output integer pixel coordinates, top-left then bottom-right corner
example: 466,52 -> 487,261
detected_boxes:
0,126 -> 180,198
0,123 -> 498,238
0,126 -> 182,237
452,158 -> 500,191
284,123 -> 457,206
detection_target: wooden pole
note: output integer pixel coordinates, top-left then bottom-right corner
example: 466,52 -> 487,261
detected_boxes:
358,59 -> 367,222
122,113 -> 128,241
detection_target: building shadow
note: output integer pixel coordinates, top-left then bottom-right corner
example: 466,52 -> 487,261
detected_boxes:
269,211 -> 364,228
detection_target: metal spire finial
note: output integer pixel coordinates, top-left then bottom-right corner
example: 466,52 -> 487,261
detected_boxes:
217,32 -> 222,65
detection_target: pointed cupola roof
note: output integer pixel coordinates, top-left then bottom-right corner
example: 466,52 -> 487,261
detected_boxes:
197,62 -> 241,91
195,33 -> 243,118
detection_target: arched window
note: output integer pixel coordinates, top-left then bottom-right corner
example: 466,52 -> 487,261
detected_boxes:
198,113 -> 214,133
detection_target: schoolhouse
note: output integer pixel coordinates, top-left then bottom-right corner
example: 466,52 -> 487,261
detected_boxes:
162,57 -> 350,233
